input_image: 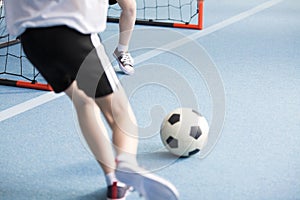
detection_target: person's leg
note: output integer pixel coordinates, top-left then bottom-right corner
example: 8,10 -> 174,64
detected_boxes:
117,0 -> 136,51
96,87 -> 179,200
113,0 -> 136,75
65,82 -> 134,200
95,87 -> 138,157
64,81 -> 116,174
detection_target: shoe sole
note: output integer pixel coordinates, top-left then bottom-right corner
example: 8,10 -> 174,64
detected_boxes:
116,165 -> 179,200
113,53 -> 134,75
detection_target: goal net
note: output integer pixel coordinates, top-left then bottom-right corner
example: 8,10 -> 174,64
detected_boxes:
0,3 -> 52,91
108,0 -> 204,30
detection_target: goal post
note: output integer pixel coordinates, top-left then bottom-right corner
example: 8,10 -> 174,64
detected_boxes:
108,0 -> 204,30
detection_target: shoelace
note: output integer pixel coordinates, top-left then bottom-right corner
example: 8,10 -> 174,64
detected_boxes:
120,52 -> 133,66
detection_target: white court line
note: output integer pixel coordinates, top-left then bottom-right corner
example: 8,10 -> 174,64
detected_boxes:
0,92 -> 64,122
134,0 -> 283,65
0,0 -> 282,122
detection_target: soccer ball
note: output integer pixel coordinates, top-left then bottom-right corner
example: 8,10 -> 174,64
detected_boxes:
160,108 -> 209,157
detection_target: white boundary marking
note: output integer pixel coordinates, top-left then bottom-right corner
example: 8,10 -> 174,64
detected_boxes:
0,92 -> 64,122
0,0 -> 282,122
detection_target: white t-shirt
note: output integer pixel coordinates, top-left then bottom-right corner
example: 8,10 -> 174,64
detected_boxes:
4,0 -> 108,37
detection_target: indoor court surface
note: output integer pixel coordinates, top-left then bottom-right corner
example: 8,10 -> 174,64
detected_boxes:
1,0 -> 300,199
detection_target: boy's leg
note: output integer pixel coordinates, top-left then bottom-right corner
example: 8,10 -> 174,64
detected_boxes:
64,81 -> 116,174
117,0 -> 136,50
65,82 -> 133,200
113,0 -> 136,75
95,87 -> 138,157
95,87 -> 179,200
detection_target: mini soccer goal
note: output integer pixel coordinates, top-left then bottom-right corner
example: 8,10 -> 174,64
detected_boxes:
108,0 -> 204,30
0,0 -> 204,91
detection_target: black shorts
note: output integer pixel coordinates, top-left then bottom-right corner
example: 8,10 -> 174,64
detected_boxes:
20,26 -> 119,98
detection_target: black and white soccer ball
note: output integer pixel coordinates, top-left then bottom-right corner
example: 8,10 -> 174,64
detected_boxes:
160,108 -> 209,157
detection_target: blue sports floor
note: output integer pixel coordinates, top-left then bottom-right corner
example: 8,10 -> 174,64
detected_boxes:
1,0 -> 300,199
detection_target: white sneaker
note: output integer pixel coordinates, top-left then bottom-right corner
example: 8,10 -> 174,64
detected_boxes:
113,49 -> 135,75
115,158 -> 179,200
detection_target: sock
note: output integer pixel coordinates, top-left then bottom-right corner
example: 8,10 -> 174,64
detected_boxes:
117,44 -> 128,52
105,172 -> 127,187
105,172 -> 118,186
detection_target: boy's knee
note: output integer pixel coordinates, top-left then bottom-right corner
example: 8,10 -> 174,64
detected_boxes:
67,89 -> 95,108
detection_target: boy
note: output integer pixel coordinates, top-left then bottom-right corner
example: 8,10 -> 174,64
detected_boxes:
4,1 -> 179,200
